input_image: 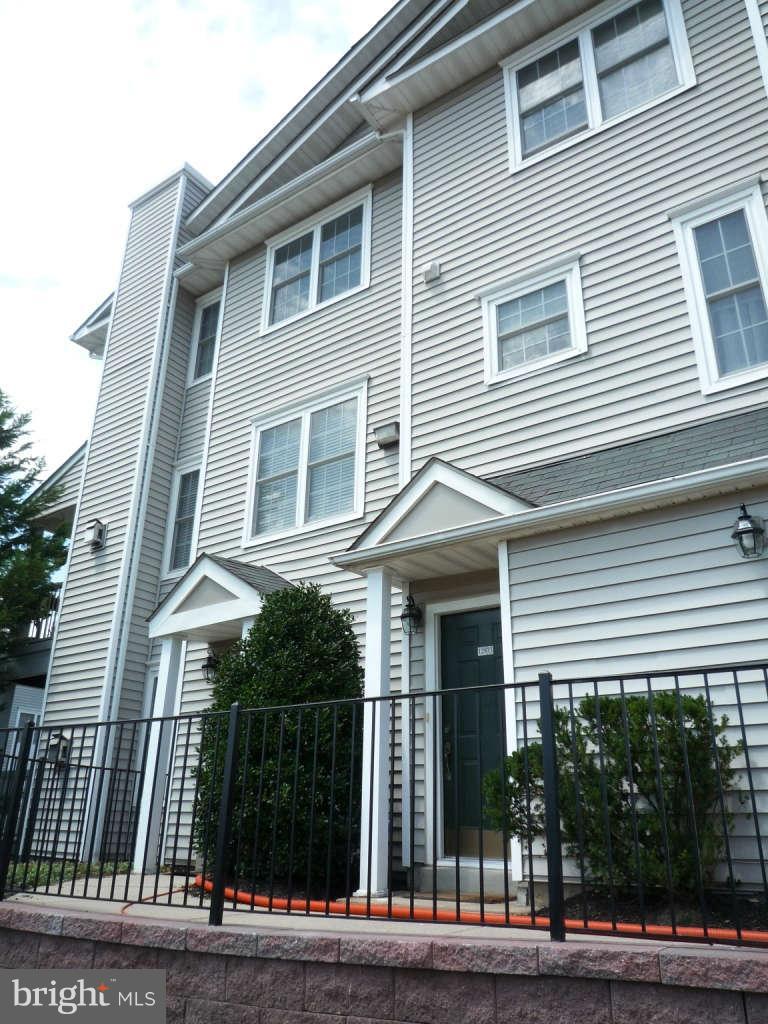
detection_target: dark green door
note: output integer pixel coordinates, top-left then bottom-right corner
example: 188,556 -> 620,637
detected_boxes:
440,608 -> 505,859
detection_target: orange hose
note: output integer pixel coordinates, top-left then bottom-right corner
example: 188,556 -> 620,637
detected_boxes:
193,875 -> 768,943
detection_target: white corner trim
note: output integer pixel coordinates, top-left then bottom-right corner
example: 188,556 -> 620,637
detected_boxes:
480,255 -> 588,386
192,262 -> 230,563
669,181 -> 768,395
502,0 -> 696,175
399,113 -> 414,490
259,186 -> 373,336
242,378 -> 369,547
97,172 -> 189,726
745,0 -> 768,101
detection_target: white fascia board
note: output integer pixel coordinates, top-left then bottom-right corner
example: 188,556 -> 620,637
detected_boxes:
335,455 -> 768,572
185,0 -> 451,234
355,459 -> 532,550
33,443 -> 87,496
178,132 -> 402,268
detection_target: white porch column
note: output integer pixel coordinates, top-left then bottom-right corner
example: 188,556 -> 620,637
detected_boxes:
498,539 -> 523,881
132,636 -> 183,873
358,566 -> 392,895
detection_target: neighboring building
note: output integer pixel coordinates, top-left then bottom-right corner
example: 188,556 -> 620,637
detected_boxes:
0,444 -> 86,731
43,0 -> 768,890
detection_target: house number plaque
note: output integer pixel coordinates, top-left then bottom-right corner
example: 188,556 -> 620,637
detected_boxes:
477,645 -> 494,656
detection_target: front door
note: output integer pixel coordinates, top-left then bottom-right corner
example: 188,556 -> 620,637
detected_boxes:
440,607 -> 505,859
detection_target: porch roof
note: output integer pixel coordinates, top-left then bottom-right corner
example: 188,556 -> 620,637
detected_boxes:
487,408 -> 768,507
336,411 -> 768,579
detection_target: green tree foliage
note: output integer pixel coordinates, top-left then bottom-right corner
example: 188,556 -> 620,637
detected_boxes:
194,582 -> 364,896
0,390 -> 67,680
483,692 -> 743,895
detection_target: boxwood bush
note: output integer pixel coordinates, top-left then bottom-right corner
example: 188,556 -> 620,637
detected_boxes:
194,582 -> 363,896
483,691 -> 743,895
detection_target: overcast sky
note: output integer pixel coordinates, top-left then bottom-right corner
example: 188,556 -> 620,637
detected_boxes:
0,0 -> 392,476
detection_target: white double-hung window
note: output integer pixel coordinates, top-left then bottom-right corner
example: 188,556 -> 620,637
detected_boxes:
262,189 -> 372,331
671,181 -> 768,393
503,0 -> 694,168
246,381 -> 367,541
166,467 -> 201,573
481,256 -> 587,384
189,291 -> 222,384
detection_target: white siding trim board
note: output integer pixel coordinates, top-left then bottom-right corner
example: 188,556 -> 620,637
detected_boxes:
399,113 -> 414,489
745,0 -> 768,99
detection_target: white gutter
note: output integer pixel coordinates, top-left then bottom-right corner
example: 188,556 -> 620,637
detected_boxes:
178,131 -> 403,266
334,454 -> 768,571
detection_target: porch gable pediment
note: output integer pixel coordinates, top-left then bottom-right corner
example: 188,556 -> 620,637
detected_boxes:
350,459 -> 531,552
148,553 -> 291,641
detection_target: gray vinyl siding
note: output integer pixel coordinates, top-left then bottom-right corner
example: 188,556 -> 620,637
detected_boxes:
408,0 -> 768,480
42,454 -> 85,522
176,381 -> 210,465
506,488 -> 768,885
44,177 -> 184,725
188,172 -> 405,713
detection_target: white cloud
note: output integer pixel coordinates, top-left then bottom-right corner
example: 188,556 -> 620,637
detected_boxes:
0,0 -> 392,473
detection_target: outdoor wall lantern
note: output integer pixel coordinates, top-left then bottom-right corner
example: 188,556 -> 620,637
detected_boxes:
374,421 -> 400,449
400,595 -> 423,635
732,504 -> 765,559
202,648 -> 220,683
84,518 -> 107,551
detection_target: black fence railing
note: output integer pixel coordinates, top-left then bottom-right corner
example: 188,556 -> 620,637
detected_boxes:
0,664 -> 766,945
26,584 -> 61,641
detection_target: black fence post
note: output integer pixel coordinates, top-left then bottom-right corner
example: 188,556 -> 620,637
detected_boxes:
0,721 -> 35,901
209,703 -> 240,926
539,672 -> 565,942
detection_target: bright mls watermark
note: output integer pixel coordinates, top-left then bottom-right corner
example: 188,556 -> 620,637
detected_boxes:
0,970 -> 165,1022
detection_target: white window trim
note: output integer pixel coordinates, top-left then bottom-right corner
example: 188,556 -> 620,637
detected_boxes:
187,287 -> 223,388
162,460 -> 203,579
259,186 -> 373,336
480,254 -> 588,386
501,0 -> 696,174
242,378 -> 369,548
670,179 -> 768,395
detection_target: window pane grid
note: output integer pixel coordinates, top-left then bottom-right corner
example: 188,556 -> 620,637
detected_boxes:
513,0 -> 682,159
693,209 -> 768,379
269,204 -> 365,325
494,279 -> 574,373
170,470 -> 199,571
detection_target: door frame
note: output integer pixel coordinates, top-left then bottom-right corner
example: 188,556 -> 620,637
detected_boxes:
423,592 -> 509,869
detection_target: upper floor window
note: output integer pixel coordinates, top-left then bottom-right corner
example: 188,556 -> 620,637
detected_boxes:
190,292 -> 221,384
503,0 -> 694,169
168,467 -> 200,572
246,381 -> 367,541
481,256 -> 587,385
261,189 -> 372,332
671,181 -> 768,394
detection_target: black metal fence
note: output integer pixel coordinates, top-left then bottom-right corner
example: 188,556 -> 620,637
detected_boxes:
0,664 -> 766,945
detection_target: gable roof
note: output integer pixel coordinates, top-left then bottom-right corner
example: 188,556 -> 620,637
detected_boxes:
148,553 -> 292,641
70,294 -> 113,357
487,408 -> 768,506
349,456 -> 531,551
185,0 -> 442,234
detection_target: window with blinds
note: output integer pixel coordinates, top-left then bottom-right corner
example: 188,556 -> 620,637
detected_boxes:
169,469 -> 200,571
192,300 -> 220,381
251,391 -> 364,538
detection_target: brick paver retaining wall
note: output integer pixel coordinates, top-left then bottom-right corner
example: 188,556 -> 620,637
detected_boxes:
0,906 -> 767,1022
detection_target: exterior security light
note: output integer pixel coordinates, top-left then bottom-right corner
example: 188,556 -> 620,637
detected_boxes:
202,649 -> 220,683
374,422 -> 400,449
400,595 -> 423,635
84,519 -> 107,551
732,504 -> 765,559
